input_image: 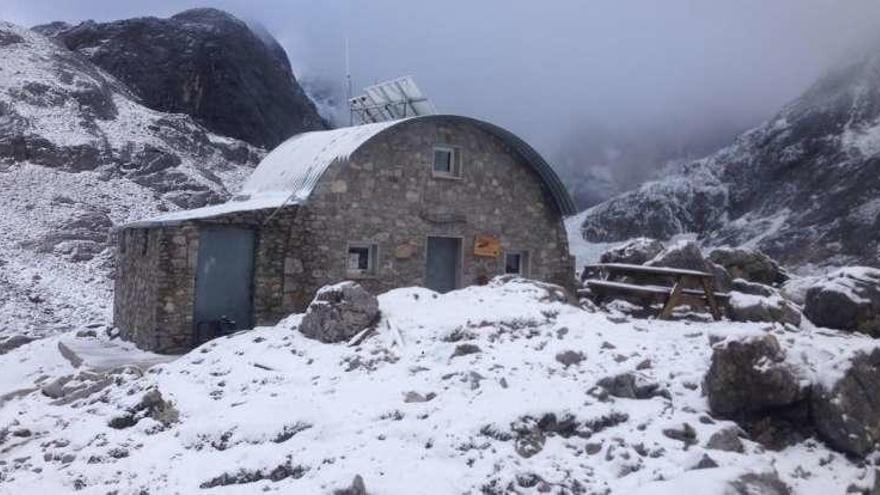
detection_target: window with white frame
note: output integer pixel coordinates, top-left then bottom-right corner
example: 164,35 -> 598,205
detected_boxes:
432,146 -> 462,178
347,243 -> 378,276
504,251 -> 529,276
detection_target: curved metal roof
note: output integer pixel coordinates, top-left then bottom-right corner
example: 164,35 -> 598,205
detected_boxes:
129,115 -> 576,227
239,114 -> 576,216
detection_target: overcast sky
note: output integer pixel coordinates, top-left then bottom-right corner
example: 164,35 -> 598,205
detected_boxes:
7,1 -> 880,198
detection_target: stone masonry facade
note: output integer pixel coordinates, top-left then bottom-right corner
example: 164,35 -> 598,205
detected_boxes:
115,118 -> 574,353
114,208 -> 296,353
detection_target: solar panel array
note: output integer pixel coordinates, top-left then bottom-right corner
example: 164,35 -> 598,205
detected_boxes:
349,76 -> 436,124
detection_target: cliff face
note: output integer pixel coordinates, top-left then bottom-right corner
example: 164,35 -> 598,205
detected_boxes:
579,50 -> 880,269
0,20 -> 264,334
35,8 -> 327,149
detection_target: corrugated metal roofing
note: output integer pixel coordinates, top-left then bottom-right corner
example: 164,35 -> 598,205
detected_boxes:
127,114 -> 575,228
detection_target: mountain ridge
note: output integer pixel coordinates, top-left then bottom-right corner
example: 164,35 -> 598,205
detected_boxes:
578,47 -> 880,270
33,8 -> 327,149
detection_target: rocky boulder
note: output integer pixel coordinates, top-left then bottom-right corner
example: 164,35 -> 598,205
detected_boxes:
726,471 -> 791,495
811,348 -> 880,457
706,261 -> 734,293
727,292 -> 802,327
803,267 -> 880,336
708,248 -> 788,286
731,278 -> 777,298
299,282 -> 380,344
596,372 -> 668,400
645,240 -> 727,290
599,238 -> 664,265
646,240 -> 709,273
703,333 -> 805,418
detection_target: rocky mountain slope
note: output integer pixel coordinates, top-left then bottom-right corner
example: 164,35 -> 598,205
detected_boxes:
0,278 -> 874,493
578,49 -> 880,270
0,20 -> 265,338
34,8 -> 327,149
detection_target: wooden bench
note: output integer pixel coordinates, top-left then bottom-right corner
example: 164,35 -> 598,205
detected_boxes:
578,263 -> 729,320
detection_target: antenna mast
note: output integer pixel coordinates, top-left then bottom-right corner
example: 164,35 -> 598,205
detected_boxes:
345,36 -> 353,126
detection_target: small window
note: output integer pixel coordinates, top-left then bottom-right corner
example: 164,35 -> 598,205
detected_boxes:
505,251 -> 529,276
432,146 -> 462,178
347,243 -> 378,277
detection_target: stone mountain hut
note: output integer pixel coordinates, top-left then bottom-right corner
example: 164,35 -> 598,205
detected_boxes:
114,115 -> 576,353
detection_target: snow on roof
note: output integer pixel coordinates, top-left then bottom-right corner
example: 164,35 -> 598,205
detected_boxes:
237,119 -> 401,204
126,114 -> 576,227
123,196 -> 283,228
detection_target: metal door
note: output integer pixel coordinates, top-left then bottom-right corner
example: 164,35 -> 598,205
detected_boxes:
193,227 -> 255,342
425,236 -> 461,293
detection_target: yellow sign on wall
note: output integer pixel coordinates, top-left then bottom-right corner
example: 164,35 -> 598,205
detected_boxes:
474,235 -> 501,257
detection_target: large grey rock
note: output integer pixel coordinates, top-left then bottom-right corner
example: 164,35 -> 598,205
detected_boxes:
731,278 -> 777,298
646,240 -> 709,273
708,248 -> 788,286
803,267 -> 880,336
727,292 -> 801,327
811,348 -> 880,457
599,238 -> 664,265
703,334 -> 805,418
596,372 -> 667,400
36,8 -> 326,149
645,240 -> 717,290
726,471 -> 791,495
333,475 -> 367,495
706,426 -> 745,453
299,282 -> 380,344
707,261 -> 734,293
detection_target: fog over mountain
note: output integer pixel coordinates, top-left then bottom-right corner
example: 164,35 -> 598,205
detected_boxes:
8,0 -> 880,207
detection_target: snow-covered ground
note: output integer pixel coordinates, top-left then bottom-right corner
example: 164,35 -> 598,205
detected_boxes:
0,278 -> 874,493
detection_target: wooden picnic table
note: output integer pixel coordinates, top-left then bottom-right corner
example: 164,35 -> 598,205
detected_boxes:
579,262 -> 725,320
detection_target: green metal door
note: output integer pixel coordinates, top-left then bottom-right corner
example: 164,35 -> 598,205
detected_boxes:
193,227 -> 255,343
425,236 -> 461,293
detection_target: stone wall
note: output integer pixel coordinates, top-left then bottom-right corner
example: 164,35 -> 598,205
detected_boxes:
114,207 -> 297,353
115,118 -> 574,353
281,119 -> 574,312
113,227 -> 163,349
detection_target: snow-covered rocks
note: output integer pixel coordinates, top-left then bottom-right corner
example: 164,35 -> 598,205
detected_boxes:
298,282 -> 380,343
705,427 -> 745,453
703,333 -> 806,419
703,327 -> 880,458
646,240 -> 709,273
708,248 -> 788,287
811,348 -> 880,457
727,292 -> 801,327
599,237 -> 664,265
596,372 -> 668,400
803,267 -> 880,336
